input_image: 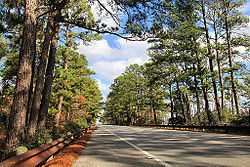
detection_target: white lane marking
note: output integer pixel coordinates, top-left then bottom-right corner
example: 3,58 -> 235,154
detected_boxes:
104,127 -> 172,167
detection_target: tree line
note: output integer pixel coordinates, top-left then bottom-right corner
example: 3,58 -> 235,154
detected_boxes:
104,0 -> 250,126
0,0 -> 158,153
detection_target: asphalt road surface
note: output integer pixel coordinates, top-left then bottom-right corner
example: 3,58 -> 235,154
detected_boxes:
73,125 -> 250,167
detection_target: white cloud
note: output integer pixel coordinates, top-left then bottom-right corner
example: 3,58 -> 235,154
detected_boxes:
78,38 -> 149,98
92,56 -> 148,81
78,38 -> 149,63
95,78 -> 110,99
92,60 -> 127,80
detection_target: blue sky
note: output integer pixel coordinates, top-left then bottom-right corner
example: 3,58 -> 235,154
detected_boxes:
78,35 -> 149,99
78,1 -> 250,100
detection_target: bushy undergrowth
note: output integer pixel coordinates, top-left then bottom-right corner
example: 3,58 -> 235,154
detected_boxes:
26,129 -> 53,148
64,121 -> 82,134
191,109 -> 250,126
22,117 -> 90,149
76,117 -> 89,129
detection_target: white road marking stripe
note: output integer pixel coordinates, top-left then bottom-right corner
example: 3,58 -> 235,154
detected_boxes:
104,127 -> 172,167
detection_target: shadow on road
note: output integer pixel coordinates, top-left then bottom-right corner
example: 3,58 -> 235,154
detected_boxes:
74,126 -> 250,167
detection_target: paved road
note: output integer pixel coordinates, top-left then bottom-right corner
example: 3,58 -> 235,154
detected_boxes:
73,125 -> 250,167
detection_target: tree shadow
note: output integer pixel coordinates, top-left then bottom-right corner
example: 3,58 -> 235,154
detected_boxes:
73,126 -> 250,166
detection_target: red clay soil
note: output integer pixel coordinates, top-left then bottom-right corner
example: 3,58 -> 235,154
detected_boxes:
43,128 -> 95,167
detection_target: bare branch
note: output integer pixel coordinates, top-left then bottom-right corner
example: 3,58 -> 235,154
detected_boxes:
95,0 -> 120,26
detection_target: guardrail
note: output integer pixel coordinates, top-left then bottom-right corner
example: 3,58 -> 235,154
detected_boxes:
136,125 -> 250,135
0,129 -> 87,167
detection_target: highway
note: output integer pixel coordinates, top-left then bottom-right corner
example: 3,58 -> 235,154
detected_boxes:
73,125 -> 250,167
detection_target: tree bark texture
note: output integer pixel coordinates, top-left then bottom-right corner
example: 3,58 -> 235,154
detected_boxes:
28,15 -> 54,137
37,24 -> 59,129
6,0 -> 37,150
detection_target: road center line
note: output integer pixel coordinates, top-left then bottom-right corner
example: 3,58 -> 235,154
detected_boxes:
104,127 -> 172,167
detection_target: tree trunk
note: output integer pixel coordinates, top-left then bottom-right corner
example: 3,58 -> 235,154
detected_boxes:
169,85 -> 174,119
183,93 -> 191,124
248,109 -> 250,126
6,0 -> 37,150
26,49 -> 37,126
37,24 -> 59,129
149,86 -> 157,125
201,0 -> 221,122
135,88 -> 141,124
56,95 -> 63,126
28,15 -> 53,137
151,100 -> 157,125
193,64 -> 201,123
176,81 -> 186,123
223,0 -> 239,115
203,87 -> 212,125
213,15 -> 224,111
126,105 -> 131,125
195,50 -> 212,125
231,90 -> 234,113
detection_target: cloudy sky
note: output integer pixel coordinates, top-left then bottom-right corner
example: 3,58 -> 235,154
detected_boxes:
78,1 -> 250,100
78,35 -> 149,98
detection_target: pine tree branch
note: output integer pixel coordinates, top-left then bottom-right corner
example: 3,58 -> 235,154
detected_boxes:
60,18 -> 150,41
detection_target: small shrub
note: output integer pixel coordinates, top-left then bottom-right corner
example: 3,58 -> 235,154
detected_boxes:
64,121 -> 81,134
76,117 -> 89,129
16,146 -> 28,155
27,129 -> 52,148
192,111 -> 218,125
50,126 -> 64,139
230,115 -> 250,126
168,116 -> 185,125
220,109 -> 235,123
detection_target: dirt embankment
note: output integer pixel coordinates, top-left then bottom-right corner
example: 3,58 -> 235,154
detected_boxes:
43,127 -> 95,167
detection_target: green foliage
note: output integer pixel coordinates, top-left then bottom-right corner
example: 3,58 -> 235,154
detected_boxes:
168,116 -> 185,125
0,34 -> 19,114
0,34 -> 7,59
221,109 -> 236,123
15,146 -> 28,155
0,0 -> 249,155
104,64 -> 166,125
64,121 -> 82,134
27,129 -> 52,148
75,117 -> 89,129
230,114 -> 250,126
49,45 -> 102,126
49,127 -> 63,140
192,112 -> 218,125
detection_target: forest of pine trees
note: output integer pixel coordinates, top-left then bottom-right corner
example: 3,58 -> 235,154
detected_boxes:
0,0 -> 249,159
0,0 -> 158,156
104,0 -> 250,126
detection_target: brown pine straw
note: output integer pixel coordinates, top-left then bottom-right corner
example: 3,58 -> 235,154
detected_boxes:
43,127 -> 95,167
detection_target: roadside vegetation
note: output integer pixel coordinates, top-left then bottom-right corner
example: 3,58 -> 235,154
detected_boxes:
103,0 -> 250,126
0,0 -> 160,159
0,27 -> 102,157
0,0 -> 249,161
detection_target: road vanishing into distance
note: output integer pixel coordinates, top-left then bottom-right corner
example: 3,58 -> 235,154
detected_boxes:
73,125 -> 250,167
